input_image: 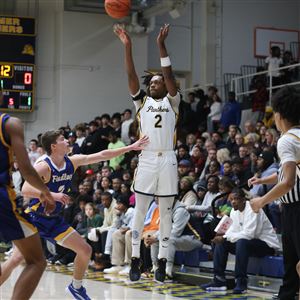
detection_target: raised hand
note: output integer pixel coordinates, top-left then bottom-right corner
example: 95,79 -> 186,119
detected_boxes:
113,23 -> 131,46
157,24 -> 170,45
130,135 -> 150,151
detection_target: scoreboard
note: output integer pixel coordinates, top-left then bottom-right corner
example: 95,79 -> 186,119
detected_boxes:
0,16 -> 35,112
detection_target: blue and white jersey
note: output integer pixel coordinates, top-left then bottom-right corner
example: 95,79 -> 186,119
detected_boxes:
28,155 -> 75,215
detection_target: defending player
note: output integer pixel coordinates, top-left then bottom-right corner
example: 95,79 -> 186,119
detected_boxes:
3,130 -> 148,300
0,110 -> 55,300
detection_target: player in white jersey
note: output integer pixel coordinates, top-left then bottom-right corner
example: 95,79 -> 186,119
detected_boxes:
249,87 -> 300,300
114,24 -> 180,282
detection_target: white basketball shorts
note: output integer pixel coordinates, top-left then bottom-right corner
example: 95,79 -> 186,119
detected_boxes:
133,150 -> 178,197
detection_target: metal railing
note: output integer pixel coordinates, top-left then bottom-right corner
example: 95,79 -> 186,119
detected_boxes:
231,62 -> 300,104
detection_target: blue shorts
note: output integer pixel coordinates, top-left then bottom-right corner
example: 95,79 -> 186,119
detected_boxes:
28,212 -> 75,244
0,186 -> 37,242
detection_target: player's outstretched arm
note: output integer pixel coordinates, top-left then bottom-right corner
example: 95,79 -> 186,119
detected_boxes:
71,135 -> 149,168
6,117 -> 55,213
157,24 -> 177,97
114,24 -> 140,96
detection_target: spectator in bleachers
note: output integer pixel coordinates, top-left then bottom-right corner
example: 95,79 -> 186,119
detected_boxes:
265,46 -> 283,87
150,199 -> 203,278
216,148 -> 231,174
179,94 -> 198,135
73,195 -> 89,232
250,79 -> 269,123
141,200 -> 159,274
190,145 -> 205,177
244,121 -> 260,143
178,159 -> 192,180
12,160 -> 23,197
122,170 -> 132,186
121,109 -> 134,145
262,106 -> 275,128
178,176 -> 198,207
107,131 -> 126,171
80,121 -> 102,155
199,148 -> 217,181
231,158 -> 252,187
238,145 -> 251,171
187,175 -> 220,214
67,132 -> 81,155
111,116 -> 121,138
220,92 -> 241,130
101,165 -> 112,180
74,123 -> 86,147
195,88 -> 210,131
78,183 -> 85,195
264,128 -> 278,157
82,180 -> 94,197
97,114 -> 113,151
232,133 -> 244,155
81,202 -> 103,239
93,189 -> 104,218
103,196 -> 134,274
177,144 -> 191,163
186,133 -> 196,154
112,177 -> 122,200
215,177 -> 235,218
282,50 -> 297,84
28,139 -> 41,165
93,172 -> 102,190
249,148 -> 260,174
201,188 -> 279,294
100,176 -> 113,194
211,132 -> 226,150
207,90 -> 222,132
249,151 -> 278,197
249,151 -> 280,231
225,125 -> 238,154
205,160 -> 221,182
258,125 -> 267,146
88,192 -> 117,270
222,160 -> 234,179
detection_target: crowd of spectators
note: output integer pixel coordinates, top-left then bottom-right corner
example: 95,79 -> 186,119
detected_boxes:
5,84 -> 285,288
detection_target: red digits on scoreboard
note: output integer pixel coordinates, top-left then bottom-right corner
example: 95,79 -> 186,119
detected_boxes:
24,72 -> 32,84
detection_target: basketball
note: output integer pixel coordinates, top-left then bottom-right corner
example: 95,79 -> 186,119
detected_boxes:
104,0 -> 131,19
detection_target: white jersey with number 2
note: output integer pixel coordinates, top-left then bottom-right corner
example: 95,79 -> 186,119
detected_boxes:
135,92 -> 180,151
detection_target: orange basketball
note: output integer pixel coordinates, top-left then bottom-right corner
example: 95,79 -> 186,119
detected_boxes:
104,0 -> 131,19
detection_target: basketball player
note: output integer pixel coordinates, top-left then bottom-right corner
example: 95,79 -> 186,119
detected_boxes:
0,109 -> 55,299
114,24 -> 180,282
3,130 -> 148,300
249,87 -> 300,300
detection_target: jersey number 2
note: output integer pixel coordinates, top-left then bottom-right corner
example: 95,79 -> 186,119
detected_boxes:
154,115 -> 162,128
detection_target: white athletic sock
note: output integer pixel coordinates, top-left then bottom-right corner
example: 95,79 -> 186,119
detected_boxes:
158,197 -> 174,259
131,194 -> 153,258
72,279 -> 82,289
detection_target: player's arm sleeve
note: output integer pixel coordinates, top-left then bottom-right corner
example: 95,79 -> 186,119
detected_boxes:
167,92 -> 180,114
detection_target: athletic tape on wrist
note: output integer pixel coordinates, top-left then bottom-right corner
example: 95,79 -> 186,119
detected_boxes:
160,56 -> 171,67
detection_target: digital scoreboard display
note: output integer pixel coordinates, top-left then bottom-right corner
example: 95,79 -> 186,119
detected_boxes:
0,16 -> 35,112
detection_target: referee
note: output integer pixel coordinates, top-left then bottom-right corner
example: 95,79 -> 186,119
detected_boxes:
249,86 -> 300,300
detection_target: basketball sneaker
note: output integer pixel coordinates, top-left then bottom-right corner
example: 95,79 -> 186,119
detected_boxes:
200,277 -> 227,291
154,258 -> 167,282
129,257 -> 141,281
66,283 -> 91,300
